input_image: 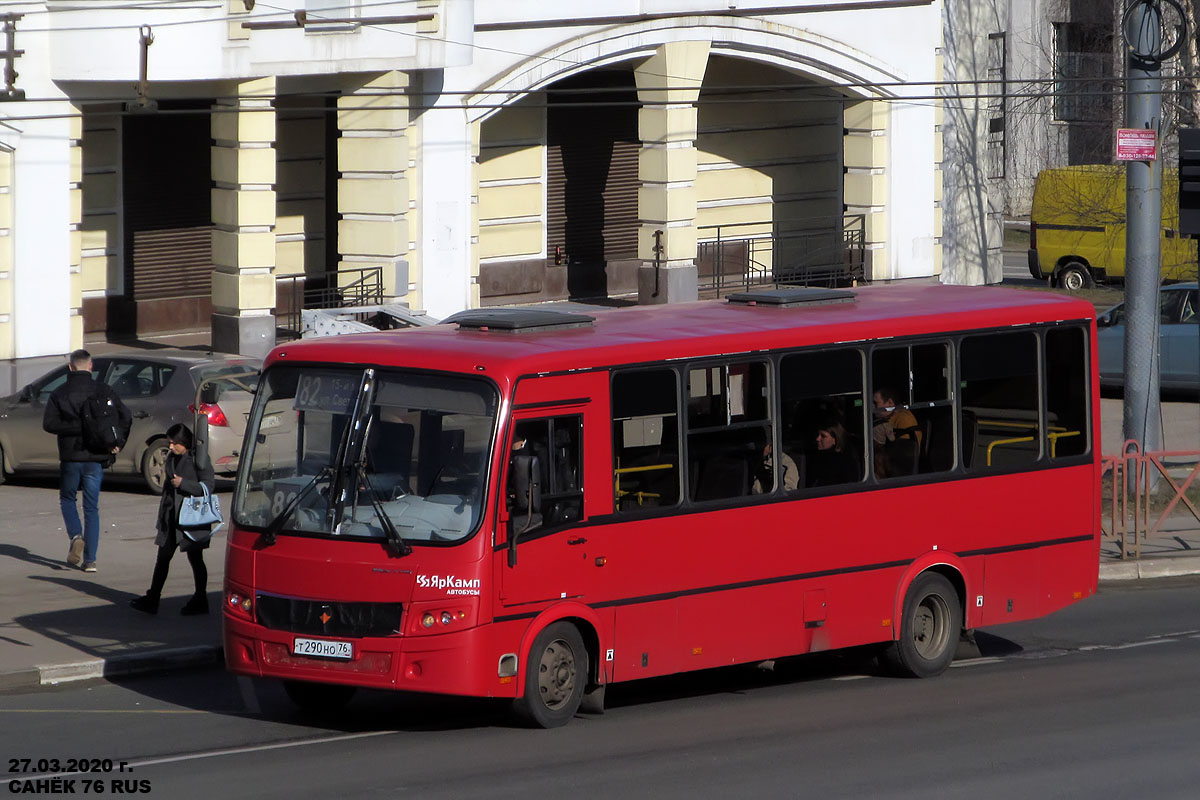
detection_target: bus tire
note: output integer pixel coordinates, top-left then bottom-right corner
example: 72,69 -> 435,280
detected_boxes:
883,572 -> 963,679
283,680 -> 357,714
513,621 -> 587,728
1055,262 -> 1093,291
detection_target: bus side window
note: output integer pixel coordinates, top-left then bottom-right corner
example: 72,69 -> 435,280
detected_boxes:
960,331 -> 1041,470
779,348 -> 866,490
508,416 -> 584,533
613,369 -> 680,512
871,343 -> 953,479
1045,327 -> 1089,459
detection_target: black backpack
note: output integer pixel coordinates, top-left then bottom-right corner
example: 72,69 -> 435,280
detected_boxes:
80,391 -> 127,455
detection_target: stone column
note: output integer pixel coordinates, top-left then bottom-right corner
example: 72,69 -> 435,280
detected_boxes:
417,80 -> 474,319
634,41 -> 709,305
843,99 -> 889,281
211,77 -> 277,357
337,71 -> 411,303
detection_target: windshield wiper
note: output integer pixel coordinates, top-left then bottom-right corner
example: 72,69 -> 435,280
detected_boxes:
350,463 -> 412,557
260,465 -> 333,547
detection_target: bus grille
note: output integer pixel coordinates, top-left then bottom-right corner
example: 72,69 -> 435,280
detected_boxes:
255,594 -> 403,638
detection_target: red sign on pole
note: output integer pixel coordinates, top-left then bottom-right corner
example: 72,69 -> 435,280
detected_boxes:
1115,128 -> 1157,161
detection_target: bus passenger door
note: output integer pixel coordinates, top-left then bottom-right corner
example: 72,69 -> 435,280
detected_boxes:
499,409 -> 601,609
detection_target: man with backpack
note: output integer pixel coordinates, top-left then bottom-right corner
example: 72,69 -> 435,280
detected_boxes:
42,349 -> 132,572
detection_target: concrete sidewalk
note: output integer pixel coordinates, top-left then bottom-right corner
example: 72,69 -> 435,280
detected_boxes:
0,474 -> 1198,693
0,477 -> 228,691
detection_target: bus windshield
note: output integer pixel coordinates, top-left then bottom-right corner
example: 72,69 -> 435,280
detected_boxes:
234,365 -> 498,545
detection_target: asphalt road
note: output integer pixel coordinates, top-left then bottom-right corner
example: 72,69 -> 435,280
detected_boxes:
4,577 -> 1200,799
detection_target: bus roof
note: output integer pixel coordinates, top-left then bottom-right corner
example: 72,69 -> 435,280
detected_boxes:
268,284 -> 1094,379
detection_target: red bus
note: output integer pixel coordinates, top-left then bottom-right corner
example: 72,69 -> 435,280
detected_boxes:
223,284 -> 1100,727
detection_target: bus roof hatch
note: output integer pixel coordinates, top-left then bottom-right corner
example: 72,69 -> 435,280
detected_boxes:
452,309 -> 596,332
725,288 -> 856,308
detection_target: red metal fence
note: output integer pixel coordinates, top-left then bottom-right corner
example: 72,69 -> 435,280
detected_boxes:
1104,441 -> 1200,559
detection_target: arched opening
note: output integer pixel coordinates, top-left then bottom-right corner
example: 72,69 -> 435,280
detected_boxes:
476,40 -> 874,304
694,56 -> 848,292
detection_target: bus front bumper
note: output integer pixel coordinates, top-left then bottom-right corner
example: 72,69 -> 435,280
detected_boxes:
224,615 -> 510,698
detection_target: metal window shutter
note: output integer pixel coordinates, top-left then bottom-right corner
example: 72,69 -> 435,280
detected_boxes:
546,94 -> 639,268
123,112 -> 214,301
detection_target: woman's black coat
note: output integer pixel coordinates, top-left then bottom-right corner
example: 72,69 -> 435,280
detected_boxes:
154,451 -> 216,551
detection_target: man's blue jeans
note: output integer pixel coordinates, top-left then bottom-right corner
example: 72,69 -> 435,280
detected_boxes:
60,461 -> 103,564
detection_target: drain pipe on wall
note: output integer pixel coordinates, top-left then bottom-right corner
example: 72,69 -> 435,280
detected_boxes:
652,229 -> 664,298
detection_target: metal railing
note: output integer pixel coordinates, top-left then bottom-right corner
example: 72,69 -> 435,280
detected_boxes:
275,266 -> 385,340
696,214 -> 866,296
1104,441 -> 1200,560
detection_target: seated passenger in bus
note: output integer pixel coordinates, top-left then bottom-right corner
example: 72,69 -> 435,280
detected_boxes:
872,387 -> 921,477
807,418 -> 861,487
751,442 -> 800,494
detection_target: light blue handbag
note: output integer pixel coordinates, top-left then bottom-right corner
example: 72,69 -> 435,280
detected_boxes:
178,483 -> 223,542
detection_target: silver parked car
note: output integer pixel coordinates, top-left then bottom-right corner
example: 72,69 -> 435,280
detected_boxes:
0,351 -> 259,492
1097,283 -> 1200,392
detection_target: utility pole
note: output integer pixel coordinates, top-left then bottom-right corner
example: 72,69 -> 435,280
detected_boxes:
1121,0 -> 1185,454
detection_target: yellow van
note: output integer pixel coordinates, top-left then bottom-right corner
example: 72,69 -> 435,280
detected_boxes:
1028,164 -> 1197,289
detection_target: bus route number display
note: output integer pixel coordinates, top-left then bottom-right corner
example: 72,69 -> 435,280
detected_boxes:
293,371 -> 359,414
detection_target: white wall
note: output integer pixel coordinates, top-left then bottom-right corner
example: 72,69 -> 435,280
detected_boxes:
10,114 -> 75,359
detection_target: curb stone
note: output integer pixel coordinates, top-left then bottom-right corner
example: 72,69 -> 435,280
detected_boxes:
1099,557 -> 1200,582
1,646 -> 223,691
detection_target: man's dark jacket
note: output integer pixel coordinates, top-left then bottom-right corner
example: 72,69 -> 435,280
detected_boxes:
42,371 -> 132,464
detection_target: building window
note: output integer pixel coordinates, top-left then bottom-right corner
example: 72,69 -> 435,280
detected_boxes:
1053,21 -> 1114,123
305,0 -> 358,31
987,32 -> 1007,180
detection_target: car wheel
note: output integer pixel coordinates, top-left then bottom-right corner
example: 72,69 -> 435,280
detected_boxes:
142,437 -> 170,494
1055,262 -> 1094,291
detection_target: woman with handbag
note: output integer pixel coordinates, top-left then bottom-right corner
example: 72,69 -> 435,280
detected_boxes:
130,423 -> 216,615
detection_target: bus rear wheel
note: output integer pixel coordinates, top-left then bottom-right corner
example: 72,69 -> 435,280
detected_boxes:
283,680 -> 357,715
1055,262 -> 1093,291
513,621 -> 587,728
883,572 -> 962,678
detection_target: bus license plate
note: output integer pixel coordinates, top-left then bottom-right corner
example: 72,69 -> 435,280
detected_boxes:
293,637 -> 353,660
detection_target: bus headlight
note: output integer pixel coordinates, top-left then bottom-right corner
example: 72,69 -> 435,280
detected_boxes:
410,605 -> 473,635
224,584 -> 254,621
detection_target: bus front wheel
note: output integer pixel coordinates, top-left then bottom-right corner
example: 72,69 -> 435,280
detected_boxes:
1055,262 -> 1093,291
883,572 -> 962,679
513,621 -> 587,728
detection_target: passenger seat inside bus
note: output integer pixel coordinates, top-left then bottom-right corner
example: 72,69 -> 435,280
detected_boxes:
366,420 -> 414,495
690,452 -> 750,501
